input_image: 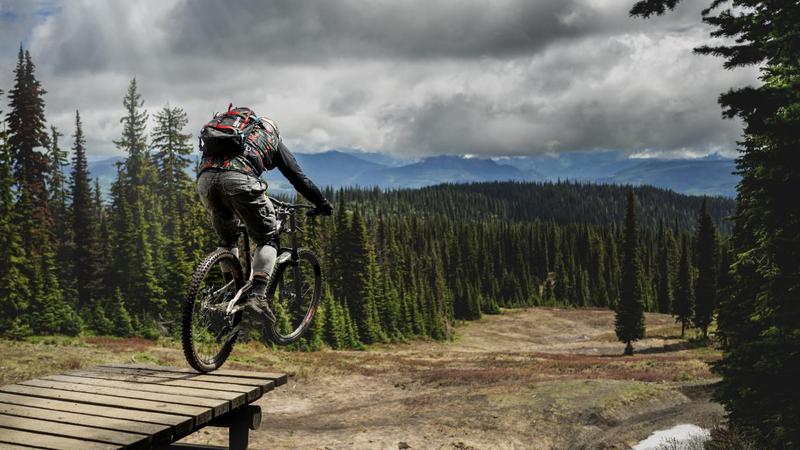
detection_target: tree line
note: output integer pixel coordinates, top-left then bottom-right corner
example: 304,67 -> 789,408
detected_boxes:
0,46 -> 733,349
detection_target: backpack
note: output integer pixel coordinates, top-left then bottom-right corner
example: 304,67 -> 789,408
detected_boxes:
200,104 -> 261,156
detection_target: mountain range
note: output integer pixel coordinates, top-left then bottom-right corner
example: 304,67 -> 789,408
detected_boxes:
87,149 -> 739,198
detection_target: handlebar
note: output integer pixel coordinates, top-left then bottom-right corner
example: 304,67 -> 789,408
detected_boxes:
268,196 -> 328,218
269,196 -> 313,210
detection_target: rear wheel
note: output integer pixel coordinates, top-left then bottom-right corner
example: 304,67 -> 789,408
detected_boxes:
267,249 -> 322,345
182,249 -> 244,372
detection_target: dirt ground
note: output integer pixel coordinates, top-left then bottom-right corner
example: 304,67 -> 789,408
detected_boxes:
0,307 -> 724,449
184,308 -> 724,450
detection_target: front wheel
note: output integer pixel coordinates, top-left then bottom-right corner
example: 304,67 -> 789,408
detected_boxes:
267,248 -> 322,345
182,249 -> 244,372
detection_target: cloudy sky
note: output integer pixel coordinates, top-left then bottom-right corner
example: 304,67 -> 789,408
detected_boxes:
0,0 -> 758,160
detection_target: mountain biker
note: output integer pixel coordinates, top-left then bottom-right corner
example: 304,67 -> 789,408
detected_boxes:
196,109 -> 333,323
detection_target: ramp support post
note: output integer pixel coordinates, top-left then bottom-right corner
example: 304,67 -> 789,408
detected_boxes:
158,404 -> 262,450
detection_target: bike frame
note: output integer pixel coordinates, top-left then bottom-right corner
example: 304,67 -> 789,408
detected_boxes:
224,196 -> 308,314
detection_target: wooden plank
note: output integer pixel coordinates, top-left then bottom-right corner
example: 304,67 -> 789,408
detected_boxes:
20,379 -> 229,417
105,363 -> 288,385
45,374 -> 245,408
93,366 -> 271,388
0,402 -> 170,443
0,385 -> 210,425
0,443 -> 38,450
0,414 -> 148,449
0,392 -> 191,435
0,427 -> 118,450
68,370 -> 263,402
72,369 -> 266,399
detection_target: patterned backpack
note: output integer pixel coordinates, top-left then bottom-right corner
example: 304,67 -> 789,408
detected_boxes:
200,104 -> 261,156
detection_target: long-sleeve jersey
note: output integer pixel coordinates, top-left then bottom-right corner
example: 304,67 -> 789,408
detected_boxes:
197,117 -> 326,207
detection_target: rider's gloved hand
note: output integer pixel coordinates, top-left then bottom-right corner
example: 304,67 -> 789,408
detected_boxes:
308,201 -> 333,217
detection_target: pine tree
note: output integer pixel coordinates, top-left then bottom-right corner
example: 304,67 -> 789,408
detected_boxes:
109,288 -> 133,337
5,47 -> 50,198
553,245 -> 569,304
322,288 -> 346,349
47,125 -> 68,226
349,208 -> 384,343
151,105 -> 193,317
632,1 -> 800,444
110,79 -> 166,325
674,237 -> 694,338
4,47 -> 53,337
693,198 -> 718,339
615,190 -> 645,355
656,225 -> 675,314
88,302 -> 113,336
428,245 -> 451,340
70,110 -> 102,311
48,125 -> 76,306
113,78 -> 148,182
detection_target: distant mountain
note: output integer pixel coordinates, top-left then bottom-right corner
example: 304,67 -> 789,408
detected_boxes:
496,151 -> 737,197
327,149 -> 414,167
85,150 -> 739,199
608,158 -> 738,197
353,155 -> 538,189
495,151 -> 641,180
291,150 -> 386,188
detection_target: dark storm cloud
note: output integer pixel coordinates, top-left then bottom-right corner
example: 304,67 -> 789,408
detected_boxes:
0,0 -> 759,158
37,0 -> 705,72
167,0 -> 590,62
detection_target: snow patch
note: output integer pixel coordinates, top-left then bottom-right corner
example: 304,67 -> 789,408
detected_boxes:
633,424 -> 710,450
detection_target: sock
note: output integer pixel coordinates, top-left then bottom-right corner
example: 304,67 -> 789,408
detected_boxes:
251,275 -> 268,297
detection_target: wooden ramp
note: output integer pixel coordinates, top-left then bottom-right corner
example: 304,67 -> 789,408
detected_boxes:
0,364 -> 287,449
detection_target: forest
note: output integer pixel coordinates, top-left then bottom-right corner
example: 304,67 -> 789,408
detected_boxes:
0,47 -> 732,352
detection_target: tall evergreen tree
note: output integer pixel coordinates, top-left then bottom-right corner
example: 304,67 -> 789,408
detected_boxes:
110,79 -> 166,324
674,237 -> 694,338
615,190 -> 646,355
70,110 -> 102,311
655,224 -> 674,314
348,208 -> 384,343
47,125 -> 76,305
151,105 -> 193,316
694,198 -> 718,338
632,1 -> 800,444
47,125 -> 68,227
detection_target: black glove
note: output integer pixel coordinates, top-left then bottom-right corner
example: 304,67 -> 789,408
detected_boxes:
307,201 -> 333,217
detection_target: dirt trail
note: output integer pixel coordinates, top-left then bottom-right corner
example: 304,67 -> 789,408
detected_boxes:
180,308 -> 723,450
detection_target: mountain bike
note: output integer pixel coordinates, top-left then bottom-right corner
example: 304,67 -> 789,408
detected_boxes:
182,196 -> 323,372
